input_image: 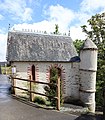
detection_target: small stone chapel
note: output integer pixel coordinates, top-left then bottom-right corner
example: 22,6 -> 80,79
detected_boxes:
6,31 -> 97,112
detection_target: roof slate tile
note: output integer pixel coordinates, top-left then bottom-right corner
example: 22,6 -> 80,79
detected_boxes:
7,31 -> 77,62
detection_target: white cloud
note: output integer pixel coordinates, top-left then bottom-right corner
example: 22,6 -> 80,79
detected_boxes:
12,4 -> 91,40
0,33 -> 7,61
12,21 -> 55,33
76,12 -> 91,25
80,0 -> 105,13
70,26 -> 86,41
11,3 -> 105,41
0,0 -> 33,22
22,8 -> 32,21
12,4 -> 76,35
44,4 -> 75,31
45,4 -> 75,23
70,0 -> 105,40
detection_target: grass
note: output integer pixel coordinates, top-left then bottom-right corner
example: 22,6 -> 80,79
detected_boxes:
1,66 -> 12,75
33,96 -> 46,105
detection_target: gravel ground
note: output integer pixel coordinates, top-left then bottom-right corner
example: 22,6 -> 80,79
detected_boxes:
60,103 -> 88,115
60,103 -> 103,120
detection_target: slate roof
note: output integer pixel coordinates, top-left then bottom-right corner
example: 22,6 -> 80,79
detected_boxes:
7,31 -> 78,62
80,38 -> 98,50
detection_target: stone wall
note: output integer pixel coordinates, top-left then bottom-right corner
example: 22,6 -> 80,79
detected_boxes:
79,39 -> 98,112
11,61 -> 80,101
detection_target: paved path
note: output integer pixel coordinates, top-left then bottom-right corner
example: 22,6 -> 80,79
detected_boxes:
0,74 -> 103,120
0,74 -> 78,120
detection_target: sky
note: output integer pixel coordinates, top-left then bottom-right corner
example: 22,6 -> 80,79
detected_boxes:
0,0 -> 105,61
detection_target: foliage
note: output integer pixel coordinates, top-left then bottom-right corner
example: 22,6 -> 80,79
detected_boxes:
81,12 -> 105,106
44,67 -> 57,106
44,67 -> 63,106
1,66 -> 12,75
33,96 -> 46,105
73,39 -> 84,54
53,24 -> 59,34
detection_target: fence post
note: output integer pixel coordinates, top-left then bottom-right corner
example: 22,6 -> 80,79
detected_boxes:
103,87 -> 105,119
56,77 -> 60,111
11,76 -> 15,94
29,75 -> 32,101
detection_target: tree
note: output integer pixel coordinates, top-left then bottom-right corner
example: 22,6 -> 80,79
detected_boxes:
73,39 -> 84,54
54,24 -> 59,34
81,12 -> 105,106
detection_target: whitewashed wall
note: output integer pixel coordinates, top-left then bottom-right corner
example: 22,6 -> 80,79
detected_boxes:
80,50 -> 97,71
80,49 -> 97,112
11,61 -> 80,101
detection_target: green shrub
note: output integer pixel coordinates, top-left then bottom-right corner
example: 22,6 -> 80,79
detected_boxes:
44,67 -> 63,106
33,96 -> 46,105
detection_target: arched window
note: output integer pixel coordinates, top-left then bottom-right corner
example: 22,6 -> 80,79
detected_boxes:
57,68 -> 61,77
31,65 -> 35,80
